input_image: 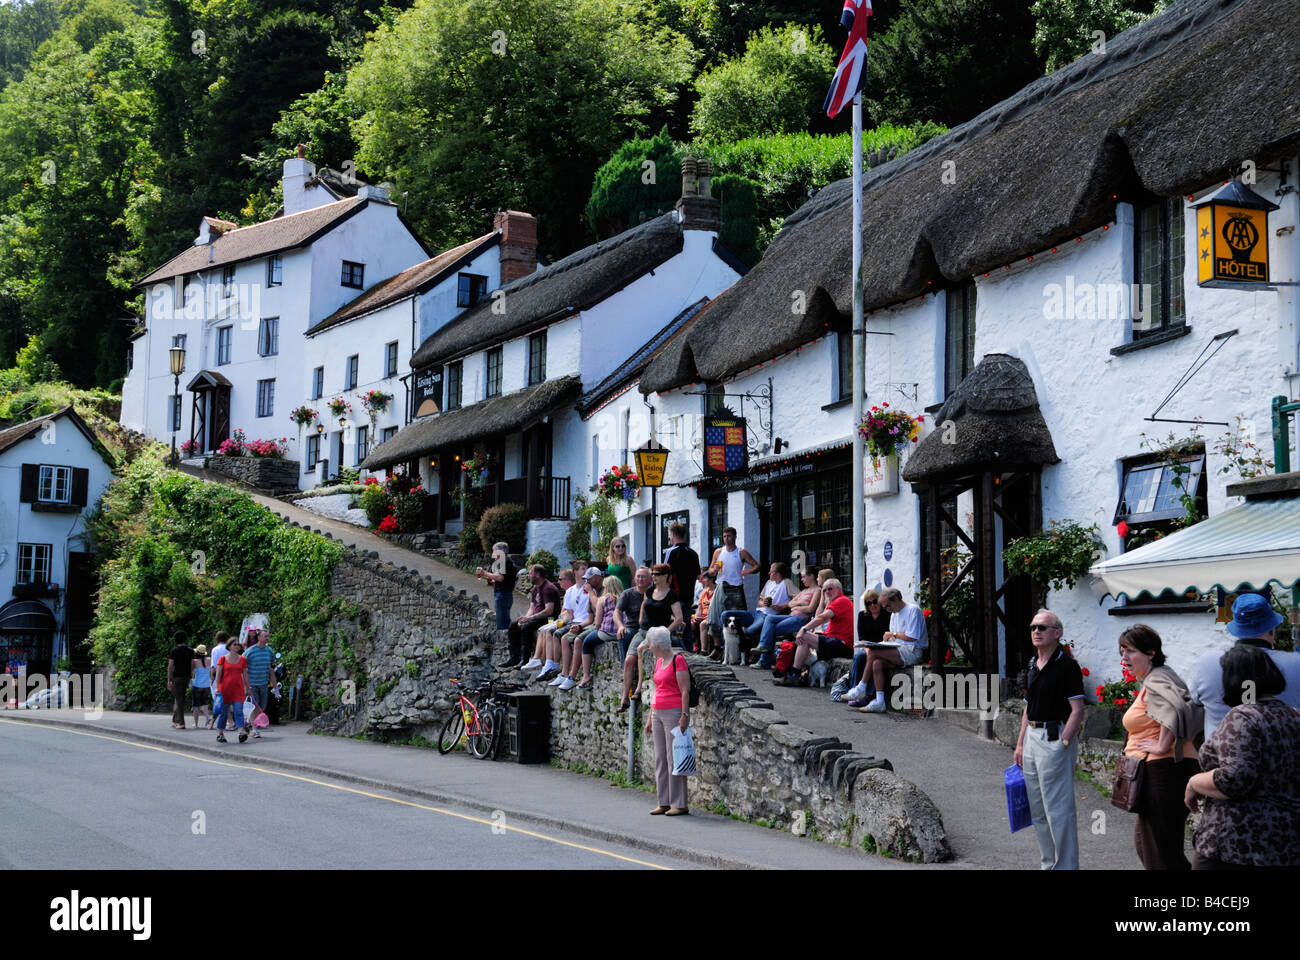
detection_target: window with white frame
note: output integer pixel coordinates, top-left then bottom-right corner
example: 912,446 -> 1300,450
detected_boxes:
258,317 -> 279,357
217,325 -> 232,366
256,379 -> 275,418
37,465 -> 71,503
17,543 -> 52,585
267,255 -> 283,287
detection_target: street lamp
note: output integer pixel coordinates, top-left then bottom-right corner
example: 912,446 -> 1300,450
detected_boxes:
168,345 -> 186,466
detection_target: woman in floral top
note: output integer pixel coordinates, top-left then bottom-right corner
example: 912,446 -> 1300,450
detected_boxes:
1185,645 -> 1300,868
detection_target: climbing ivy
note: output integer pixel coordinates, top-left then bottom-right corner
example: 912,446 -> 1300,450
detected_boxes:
89,453 -> 344,708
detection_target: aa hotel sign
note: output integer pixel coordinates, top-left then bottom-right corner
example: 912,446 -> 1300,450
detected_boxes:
1192,180 -> 1279,289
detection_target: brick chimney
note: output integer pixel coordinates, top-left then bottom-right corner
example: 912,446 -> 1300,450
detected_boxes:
494,210 -> 538,284
675,156 -> 721,232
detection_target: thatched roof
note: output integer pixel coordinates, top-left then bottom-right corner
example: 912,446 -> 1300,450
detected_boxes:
309,232 -> 499,334
361,376 -> 582,469
411,213 -> 686,368
139,198 -> 368,285
902,355 -> 1058,483
642,0 -> 1300,394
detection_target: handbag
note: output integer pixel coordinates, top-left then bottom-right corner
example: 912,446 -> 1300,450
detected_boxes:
1111,753 -> 1147,812
671,726 -> 697,776
1004,764 -> 1033,833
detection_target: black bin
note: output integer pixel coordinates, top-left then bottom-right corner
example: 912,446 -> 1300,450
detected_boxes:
507,692 -> 550,763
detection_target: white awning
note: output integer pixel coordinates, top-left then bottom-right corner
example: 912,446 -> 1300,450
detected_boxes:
1090,497 -> 1300,600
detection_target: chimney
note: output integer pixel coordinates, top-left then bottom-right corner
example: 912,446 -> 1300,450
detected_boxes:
282,146 -> 329,216
674,156 -> 721,233
494,210 -> 538,284
357,184 -> 390,202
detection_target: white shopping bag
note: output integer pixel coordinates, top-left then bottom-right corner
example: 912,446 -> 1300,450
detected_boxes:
670,725 -> 697,777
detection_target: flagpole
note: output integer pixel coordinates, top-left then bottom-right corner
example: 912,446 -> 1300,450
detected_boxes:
851,92 -> 865,614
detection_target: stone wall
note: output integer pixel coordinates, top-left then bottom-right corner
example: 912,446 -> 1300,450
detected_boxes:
309,552 -> 499,738
210,455 -> 300,494
543,643 -> 951,862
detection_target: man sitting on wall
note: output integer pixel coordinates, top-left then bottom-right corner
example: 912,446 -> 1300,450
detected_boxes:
786,578 -> 854,685
717,562 -> 795,661
504,565 -> 559,669
530,561 -> 589,683
858,588 -> 929,713
553,567 -> 604,691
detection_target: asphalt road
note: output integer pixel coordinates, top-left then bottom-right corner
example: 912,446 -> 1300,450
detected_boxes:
0,720 -> 684,870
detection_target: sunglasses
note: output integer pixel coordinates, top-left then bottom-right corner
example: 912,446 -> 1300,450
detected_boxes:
868,600 -> 881,606
1030,624 -> 1056,632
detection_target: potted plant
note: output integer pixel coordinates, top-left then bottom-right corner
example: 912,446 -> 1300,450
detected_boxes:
289,405 -> 318,428
461,452 -> 492,487
1002,519 -> 1106,607
857,402 -> 923,469
359,390 -> 393,433
327,396 -> 352,421
597,464 -> 640,505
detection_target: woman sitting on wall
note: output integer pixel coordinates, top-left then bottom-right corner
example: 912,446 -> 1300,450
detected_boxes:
575,577 -> 623,690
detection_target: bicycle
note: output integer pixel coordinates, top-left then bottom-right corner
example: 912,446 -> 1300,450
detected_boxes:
437,676 -> 522,759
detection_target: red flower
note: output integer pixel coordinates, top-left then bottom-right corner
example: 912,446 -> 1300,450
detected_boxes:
1096,684 -> 1105,698
1114,698 -> 1128,708
922,608 -> 931,618
1080,667 -> 1089,677
943,649 -> 953,663
1116,520 -> 1129,539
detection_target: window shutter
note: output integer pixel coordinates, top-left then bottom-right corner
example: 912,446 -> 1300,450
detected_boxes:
19,463 -> 38,503
71,468 -> 90,507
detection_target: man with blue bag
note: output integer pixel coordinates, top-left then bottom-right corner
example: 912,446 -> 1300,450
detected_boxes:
1013,609 -> 1085,869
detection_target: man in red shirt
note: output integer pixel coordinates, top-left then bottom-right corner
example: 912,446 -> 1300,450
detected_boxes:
787,579 -> 853,683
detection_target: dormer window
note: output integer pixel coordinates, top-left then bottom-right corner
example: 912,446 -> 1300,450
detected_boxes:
341,261 -> 364,289
457,273 -> 488,308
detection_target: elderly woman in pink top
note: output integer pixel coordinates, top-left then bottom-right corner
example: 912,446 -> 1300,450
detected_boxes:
642,626 -> 691,816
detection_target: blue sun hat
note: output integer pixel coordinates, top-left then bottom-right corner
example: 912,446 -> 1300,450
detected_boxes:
1226,593 -> 1283,638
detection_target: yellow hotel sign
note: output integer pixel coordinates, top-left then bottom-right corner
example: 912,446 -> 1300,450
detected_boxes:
634,446 -> 669,487
1191,181 -> 1279,289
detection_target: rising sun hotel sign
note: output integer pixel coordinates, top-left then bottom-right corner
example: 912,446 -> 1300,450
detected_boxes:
1191,180 -> 1279,288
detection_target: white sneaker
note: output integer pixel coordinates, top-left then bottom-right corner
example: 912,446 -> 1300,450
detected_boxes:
548,674 -> 567,687
846,682 -> 867,701
522,658 -> 542,671
860,699 -> 887,713
558,676 -> 576,691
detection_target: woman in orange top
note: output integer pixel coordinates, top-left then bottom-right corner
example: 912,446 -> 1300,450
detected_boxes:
692,570 -> 716,655
1118,624 -> 1201,870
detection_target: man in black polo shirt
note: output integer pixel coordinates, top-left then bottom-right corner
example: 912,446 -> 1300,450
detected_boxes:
1013,609 -> 1085,870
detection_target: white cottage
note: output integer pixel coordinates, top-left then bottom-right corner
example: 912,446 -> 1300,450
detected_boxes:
120,154 -> 431,486
362,169 -> 746,557
624,0 -> 1300,688
0,407 -> 114,675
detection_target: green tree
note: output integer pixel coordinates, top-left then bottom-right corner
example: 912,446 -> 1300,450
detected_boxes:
0,0 -> 63,90
1031,0 -> 1164,73
865,0 -> 1044,129
346,0 -> 697,256
690,23 -> 835,144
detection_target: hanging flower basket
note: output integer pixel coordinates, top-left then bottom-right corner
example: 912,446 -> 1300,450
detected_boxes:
598,464 -> 640,502
461,452 -> 492,486
289,405 -> 318,427
327,397 -> 352,419
857,402 -> 923,467
360,390 -> 392,415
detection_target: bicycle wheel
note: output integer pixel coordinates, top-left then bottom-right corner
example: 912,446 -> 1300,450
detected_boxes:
489,705 -> 508,760
469,705 -> 495,759
438,707 -> 466,754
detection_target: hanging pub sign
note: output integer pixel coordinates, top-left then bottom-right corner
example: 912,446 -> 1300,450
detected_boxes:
703,415 -> 748,476
1191,180 -> 1279,289
634,443 -> 670,487
411,365 -> 444,418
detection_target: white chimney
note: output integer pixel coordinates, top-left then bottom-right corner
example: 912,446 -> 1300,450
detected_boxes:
283,145 -> 329,216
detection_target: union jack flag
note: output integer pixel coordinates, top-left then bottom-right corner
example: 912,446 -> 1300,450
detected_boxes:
823,0 -> 872,119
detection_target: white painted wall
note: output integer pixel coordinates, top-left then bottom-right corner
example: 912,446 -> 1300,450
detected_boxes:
0,419 -> 114,670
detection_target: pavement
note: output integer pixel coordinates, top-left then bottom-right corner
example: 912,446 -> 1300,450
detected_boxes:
2,709 -> 905,870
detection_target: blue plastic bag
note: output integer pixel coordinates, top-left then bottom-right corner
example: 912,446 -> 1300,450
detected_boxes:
1004,764 -> 1033,834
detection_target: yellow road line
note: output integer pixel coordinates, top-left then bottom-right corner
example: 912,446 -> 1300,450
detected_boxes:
0,719 -> 670,870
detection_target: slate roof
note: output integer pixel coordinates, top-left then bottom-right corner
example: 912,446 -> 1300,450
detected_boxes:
410,213 -> 687,368
308,232 -> 500,334
0,406 -> 113,466
641,0 -> 1300,394
138,197 -> 369,285
361,376 -> 582,469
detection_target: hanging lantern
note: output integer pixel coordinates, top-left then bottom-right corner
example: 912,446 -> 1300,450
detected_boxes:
1191,180 -> 1279,288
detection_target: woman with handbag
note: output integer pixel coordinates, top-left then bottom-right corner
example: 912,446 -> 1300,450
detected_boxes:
1116,625 -> 1200,869
643,627 -> 691,816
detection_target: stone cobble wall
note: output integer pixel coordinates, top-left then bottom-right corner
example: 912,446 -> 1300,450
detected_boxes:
542,643 -> 951,862
210,455 -> 300,493
310,552 -> 498,739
